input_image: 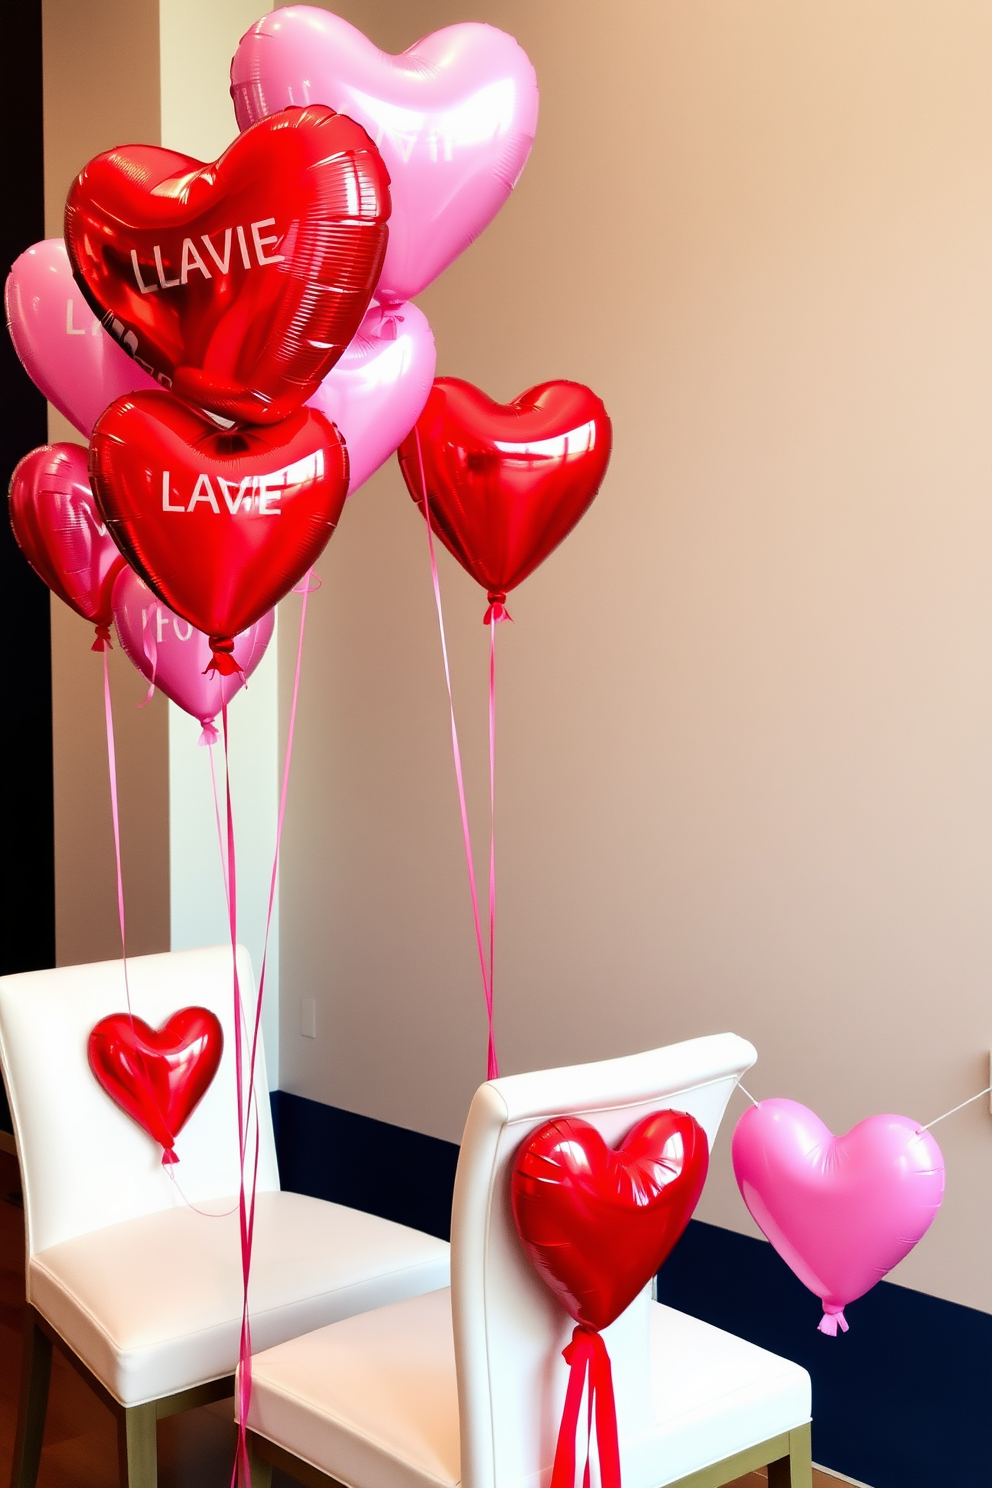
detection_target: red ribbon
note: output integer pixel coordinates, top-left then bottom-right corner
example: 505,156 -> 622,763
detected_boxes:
551,1326 -> 622,1488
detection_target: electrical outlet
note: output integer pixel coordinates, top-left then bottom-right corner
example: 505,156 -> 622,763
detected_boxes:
300,997 -> 316,1039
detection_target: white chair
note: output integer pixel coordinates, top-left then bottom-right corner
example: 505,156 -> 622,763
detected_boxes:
243,1034 -> 812,1488
0,945 -> 450,1488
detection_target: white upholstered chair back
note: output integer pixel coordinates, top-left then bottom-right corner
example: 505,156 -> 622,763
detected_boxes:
0,944 -> 279,1259
450,1033 -> 757,1488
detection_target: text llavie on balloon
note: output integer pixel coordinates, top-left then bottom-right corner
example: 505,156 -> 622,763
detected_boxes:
65,104 -> 391,426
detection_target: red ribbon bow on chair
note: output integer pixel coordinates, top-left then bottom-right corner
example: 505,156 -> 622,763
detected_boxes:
552,1325 -> 622,1488
511,1110 -> 710,1488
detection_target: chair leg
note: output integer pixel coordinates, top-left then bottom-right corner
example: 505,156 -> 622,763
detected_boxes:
247,1433 -> 273,1488
116,1402 -> 158,1488
768,1423 -> 813,1488
9,1312 -> 52,1488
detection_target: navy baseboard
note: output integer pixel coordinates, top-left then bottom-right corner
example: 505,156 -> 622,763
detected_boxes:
271,1091 -> 991,1488
270,1089 -> 459,1241
656,1219 -> 992,1488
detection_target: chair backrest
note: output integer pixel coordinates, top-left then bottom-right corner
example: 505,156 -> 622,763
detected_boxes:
0,944 -> 279,1257
450,1033 -> 756,1488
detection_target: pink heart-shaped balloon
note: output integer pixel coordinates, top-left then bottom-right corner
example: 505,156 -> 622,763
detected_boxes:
732,1098 -> 944,1334
231,8 -> 539,304
307,301 -> 435,494
6,240 -> 159,438
113,568 -> 274,741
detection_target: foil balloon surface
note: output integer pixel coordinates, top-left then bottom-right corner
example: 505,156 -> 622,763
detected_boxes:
307,301 -> 436,494
65,105 -> 390,425
88,1007 -> 223,1165
113,568 -> 274,739
231,8 -> 539,304
398,378 -> 612,620
732,1099 -> 945,1334
511,1109 -> 709,1332
89,391 -> 348,672
5,240 -> 159,437
8,441 -> 127,644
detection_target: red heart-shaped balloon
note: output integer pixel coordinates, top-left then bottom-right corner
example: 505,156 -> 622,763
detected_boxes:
89,391 -> 348,671
397,378 -> 612,620
8,442 -> 127,646
87,1007 -> 223,1163
65,105 -> 390,425
511,1110 -> 708,1331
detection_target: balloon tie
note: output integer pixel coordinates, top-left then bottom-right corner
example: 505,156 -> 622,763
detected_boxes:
207,636 -> 244,677
551,1326 -> 621,1488
91,622 -> 113,652
199,720 -> 220,748
414,428 -> 498,1079
484,591 -> 512,626
817,1307 -> 849,1337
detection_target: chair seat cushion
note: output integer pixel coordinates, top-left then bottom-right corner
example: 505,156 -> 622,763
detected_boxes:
245,1293 -> 811,1488
29,1190 -> 450,1406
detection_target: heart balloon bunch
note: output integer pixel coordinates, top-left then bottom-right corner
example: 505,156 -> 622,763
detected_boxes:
66,102 -> 393,673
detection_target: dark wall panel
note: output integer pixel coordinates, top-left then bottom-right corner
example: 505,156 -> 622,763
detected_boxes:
1,0 -> 52,1131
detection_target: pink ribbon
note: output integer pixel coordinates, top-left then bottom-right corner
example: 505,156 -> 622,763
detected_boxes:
222,583 -> 311,1487
818,1306 -> 849,1337
551,1326 -> 622,1488
413,430 -> 499,1080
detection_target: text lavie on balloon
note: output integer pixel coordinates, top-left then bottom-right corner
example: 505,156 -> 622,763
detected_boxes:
113,568 -> 274,741
512,1111 -> 708,1488
90,391 -> 349,673
732,1099 -> 945,1334
9,442 -> 127,648
398,378 -> 612,619
88,1007 -> 223,1165
232,8 -> 539,305
65,105 -> 390,425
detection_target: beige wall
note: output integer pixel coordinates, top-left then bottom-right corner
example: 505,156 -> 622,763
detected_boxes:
42,0 -> 269,967
278,0 -> 992,1313
42,0 -> 170,964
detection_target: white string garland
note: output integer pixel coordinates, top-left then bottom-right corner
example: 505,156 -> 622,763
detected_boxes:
734,1077 -> 992,1130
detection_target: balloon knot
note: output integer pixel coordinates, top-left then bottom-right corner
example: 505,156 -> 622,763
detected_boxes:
205,637 -> 243,677
161,1147 -> 179,1166
91,623 -> 113,652
198,720 -> 219,747
818,1307 -> 849,1336
484,592 -> 512,626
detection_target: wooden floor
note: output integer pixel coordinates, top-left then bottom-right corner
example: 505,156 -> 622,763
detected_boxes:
0,1148 -> 836,1487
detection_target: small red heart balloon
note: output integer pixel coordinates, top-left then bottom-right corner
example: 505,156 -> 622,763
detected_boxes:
88,1007 -> 223,1164
8,442 -> 127,648
65,105 -> 390,425
397,378 -> 612,621
89,391 -> 349,672
511,1110 -> 709,1331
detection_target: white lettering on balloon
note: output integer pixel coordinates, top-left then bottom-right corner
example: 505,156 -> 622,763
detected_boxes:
131,219 -> 285,295
159,469 -> 287,515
